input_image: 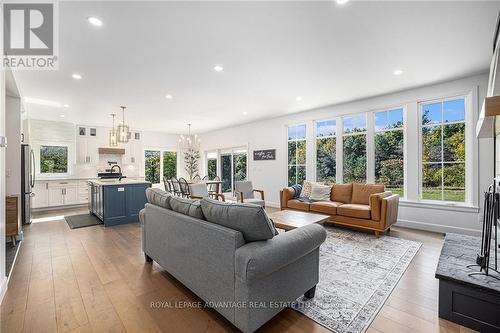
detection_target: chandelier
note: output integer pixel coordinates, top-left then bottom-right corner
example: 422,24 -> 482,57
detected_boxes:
109,113 -> 118,146
117,106 -> 130,143
179,123 -> 200,150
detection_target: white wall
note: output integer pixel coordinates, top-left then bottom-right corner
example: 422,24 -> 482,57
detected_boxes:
0,69 -> 8,301
199,73 -> 493,235
5,96 -> 21,195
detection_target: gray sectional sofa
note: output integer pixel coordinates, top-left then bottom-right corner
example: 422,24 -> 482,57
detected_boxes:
140,188 -> 327,333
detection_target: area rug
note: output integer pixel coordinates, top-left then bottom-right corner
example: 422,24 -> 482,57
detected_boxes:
292,227 -> 421,333
65,214 -> 102,229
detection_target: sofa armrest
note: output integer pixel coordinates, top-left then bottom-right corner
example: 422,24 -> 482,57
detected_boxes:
235,224 -> 327,282
380,194 -> 399,229
280,187 -> 294,209
369,191 -> 392,221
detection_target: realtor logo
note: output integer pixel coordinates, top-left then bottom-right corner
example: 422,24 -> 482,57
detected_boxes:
2,1 -> 59,69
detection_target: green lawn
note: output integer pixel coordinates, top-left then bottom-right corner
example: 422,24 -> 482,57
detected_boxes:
386,187 -> 403,197
422,188 -> 465,202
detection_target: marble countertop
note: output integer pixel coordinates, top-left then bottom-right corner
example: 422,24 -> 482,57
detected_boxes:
88,179 -> 151,186
37,176 -> 145,182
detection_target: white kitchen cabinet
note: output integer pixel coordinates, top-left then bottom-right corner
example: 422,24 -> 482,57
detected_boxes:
122,131 -> 142,165
48,186 -> 65,206
32,181 -> 49,208
64,185 -> 79,205
76,127 -> 99,165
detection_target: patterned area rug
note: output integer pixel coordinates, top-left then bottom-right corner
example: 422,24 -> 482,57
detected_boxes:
293,227 -> 422,333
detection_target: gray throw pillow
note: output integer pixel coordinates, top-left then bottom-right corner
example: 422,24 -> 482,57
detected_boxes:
170,196 -> 205,220
200,198 -> 276,242
146,188 -> 172,209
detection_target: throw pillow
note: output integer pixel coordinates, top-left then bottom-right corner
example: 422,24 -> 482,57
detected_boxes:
145,188 -> 172,209
301,180 -> 324,198
169,197 -> 205,220
310,183 -> 332,201
200,198 -> 276,242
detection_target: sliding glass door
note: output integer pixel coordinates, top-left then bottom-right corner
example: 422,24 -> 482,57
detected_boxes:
144,149 -> 177,188
219,148 -> 247,194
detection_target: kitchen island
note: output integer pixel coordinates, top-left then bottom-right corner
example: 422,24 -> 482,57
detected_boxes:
88,179 -> 151,226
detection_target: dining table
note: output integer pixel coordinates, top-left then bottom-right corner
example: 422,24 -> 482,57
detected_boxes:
186,179 -> 225,193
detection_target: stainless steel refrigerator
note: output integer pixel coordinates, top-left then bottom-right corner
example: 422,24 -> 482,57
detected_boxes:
21,144 -> 35,225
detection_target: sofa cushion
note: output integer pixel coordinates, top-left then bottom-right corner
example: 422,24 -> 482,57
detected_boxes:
337,204 -> 371,219
351,183 -> 385,205
310,183 -> 332,201
145,188 -> 172,209
331,184 -> 353,203
301,180 -> 323,198
169,196 -> 205,220
287,199 -> 310,211
310,201 -> 343,215
200,198 -> 276,242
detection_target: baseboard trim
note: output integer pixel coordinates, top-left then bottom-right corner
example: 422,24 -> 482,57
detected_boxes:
33,203 -> 87,212
396,219 -> 481,236
265,201 -> 280,208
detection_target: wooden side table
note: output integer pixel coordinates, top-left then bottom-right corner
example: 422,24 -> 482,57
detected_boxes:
6,195 -> 20,245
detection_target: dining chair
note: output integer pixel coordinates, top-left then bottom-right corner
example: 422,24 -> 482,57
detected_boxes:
178,177 -> 190,198
171,177 -> 182,196
202,175 -> 209,181
234,180 -> 265,207
208,175 -> 221,194
163,176 -> 172,194
189,183 -> 225,202
193,175 -> 201,180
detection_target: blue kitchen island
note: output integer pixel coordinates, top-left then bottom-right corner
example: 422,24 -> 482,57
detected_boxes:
88,179 -> 151,226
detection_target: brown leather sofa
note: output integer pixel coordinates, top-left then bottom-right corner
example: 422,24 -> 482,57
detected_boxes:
279,183 -> 399,237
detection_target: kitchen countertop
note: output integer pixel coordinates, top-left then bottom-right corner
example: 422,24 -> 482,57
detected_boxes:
37,177 -> 145,182
88,179 -> 151,186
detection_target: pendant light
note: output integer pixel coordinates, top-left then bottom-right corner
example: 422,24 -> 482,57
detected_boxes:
117,106 -> 130,143
109,113 -> 118,146
179,123 -> 201,150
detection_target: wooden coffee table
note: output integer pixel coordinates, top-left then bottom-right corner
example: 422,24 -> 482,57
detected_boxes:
268,209 -> 330,231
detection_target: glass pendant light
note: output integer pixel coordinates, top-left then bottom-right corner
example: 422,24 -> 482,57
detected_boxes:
117,106 -> 130,143
109,113 -> 118,146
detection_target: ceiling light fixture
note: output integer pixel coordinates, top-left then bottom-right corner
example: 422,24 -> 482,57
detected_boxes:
243,111 -> 248,116
63,104 -> 70,108
109,113 -> 118,146
393,69 -> 403,76
296,96 -> 303,101
214,65 -> 224,72
59,114 -> 65,118
72,73 -> 82,80
165,94 -> 173,99
336,0 -> 350,4
117,106 -> 130,143
87,16 -> 103,27
179,123 -> 200,151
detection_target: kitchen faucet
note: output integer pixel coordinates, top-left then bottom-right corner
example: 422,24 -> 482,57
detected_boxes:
110,164 -> 123,181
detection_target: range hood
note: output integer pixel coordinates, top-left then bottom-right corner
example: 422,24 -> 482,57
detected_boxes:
98,147 -> 125,155
476,96 -> 500,138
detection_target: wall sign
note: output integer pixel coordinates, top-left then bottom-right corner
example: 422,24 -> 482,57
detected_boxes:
253,149 -> 276,161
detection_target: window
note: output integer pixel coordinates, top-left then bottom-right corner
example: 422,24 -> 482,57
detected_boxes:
40,145 -> 68,174
220,148 -> 247,193
316,120 -> 336,183
206,152 -> 217,179
374,108 -> 404,196
421,97 -> 466,202
343,114 -> 366,183
144,149 -> 177,185
287,124 -> 306,186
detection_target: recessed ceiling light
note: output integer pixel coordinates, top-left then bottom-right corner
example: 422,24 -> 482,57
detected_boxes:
393,69 -> 403,76
336,0 -> 350,4
296,96 -> 303,101
214,65 -> 224,72
72,73 -> 82,80
242,111 -> 248,116
165,94 -> 173,99
24,97 -> 62,107
63,104 -> 70,108
87,16 -> 103,27
59,114 -> 65,118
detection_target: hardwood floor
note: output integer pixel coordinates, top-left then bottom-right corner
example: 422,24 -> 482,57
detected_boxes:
1,207 -> 476,333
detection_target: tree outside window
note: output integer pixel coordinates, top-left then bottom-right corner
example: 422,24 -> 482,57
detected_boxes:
145,150 -> 160,184
421,98 -> 466,202
343,115 -> 366,183
316,120 -> 336,183
40,145 -> 68,174
207,159 -> 217,179
288,124 -> 306,186
374,108 -> 404,196
163,151 -> 177,179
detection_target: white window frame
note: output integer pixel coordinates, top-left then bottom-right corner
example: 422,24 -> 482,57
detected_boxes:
143,147 -> 178,187
372,106 -> 406,198
205,151 -> 218,179
418,94 -> 471,205
287,124 -> 307,185
219,146 -> 248,194
314,118 -> 337,183
36,141 -> 72,177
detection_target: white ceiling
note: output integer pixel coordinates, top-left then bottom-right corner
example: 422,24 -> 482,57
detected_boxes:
13,1 -> 500,134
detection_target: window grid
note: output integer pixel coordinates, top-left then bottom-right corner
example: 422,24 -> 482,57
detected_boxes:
287,124 -> 307,186
342,114 -> 367,183
315,120 -> 336,183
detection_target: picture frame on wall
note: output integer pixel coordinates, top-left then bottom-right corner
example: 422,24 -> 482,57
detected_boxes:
253,149 -> 276,161
78,127 -> 86,136
90,128 -> 97,136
